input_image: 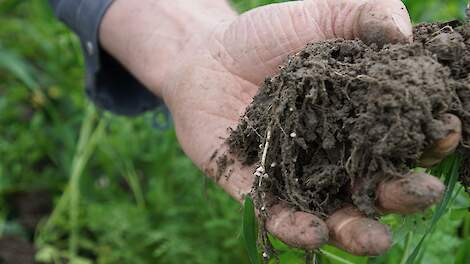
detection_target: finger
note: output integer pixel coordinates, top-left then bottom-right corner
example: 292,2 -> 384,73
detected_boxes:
303,0 -> 413,46
419,114 -> 462,168
353,0 -> 413,46
203,149 -> 329,250
377,172 -> 445,214
326,206 -> 392,256
214,0 -> 412,84
265,202 -> 329,250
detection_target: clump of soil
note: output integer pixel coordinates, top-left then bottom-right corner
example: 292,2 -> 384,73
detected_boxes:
228,21 -> 470,217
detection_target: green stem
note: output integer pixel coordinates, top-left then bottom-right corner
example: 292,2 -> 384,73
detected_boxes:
69,109 -> 105,258
36,105 -> 105,260
39,105 -> 96,237
400,232 -> 413,264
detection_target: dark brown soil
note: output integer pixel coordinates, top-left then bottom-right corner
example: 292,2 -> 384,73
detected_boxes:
0,236 -> 36,264
6,190 -> 53,232
228,22 -> 470,217
0,190 -> 53,264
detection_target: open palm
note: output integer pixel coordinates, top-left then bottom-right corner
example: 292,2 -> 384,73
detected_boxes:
161,0 -> 461,255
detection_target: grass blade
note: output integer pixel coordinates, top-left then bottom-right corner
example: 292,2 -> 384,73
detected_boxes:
243,196 -> 260,264
405,155 -> 461,264
455,239 -> 470,264
0,50 -> 38,90
68,106 -> 105,258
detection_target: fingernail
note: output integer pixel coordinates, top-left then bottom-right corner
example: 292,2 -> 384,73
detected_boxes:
266,205 -> 329,250
392,13 -> 413,43
419,114 -> 461,167
327,207 -> 392,256
378,173 -> 445,214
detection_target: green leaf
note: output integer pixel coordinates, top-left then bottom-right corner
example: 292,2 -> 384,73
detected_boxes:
243,196 -> 260,264
320,245 -> 368,264
35,245 -> 59,263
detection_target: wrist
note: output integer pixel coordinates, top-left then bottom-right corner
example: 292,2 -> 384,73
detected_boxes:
99,0 -> 237,97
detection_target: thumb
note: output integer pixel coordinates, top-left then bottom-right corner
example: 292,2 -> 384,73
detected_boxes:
213,0 -> 412,85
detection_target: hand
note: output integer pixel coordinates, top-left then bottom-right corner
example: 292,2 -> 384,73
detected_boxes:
100,0 -> 462,255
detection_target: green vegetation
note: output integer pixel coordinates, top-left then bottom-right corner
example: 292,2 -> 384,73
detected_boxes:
0,0 -> 468,263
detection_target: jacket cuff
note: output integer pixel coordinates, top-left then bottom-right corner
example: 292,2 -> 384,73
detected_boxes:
49,0 -> 163,116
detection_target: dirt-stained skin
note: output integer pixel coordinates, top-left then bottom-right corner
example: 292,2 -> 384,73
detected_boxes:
228,22 -> 470,218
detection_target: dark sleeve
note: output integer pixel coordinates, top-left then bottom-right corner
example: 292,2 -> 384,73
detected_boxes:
49,0 -> 163,116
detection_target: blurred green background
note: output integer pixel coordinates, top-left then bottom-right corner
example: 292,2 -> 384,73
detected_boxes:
0,0 -> 469,263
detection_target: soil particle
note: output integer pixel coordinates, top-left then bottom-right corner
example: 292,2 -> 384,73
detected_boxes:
228,22 -> 470,217
215,155 -> 235,182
